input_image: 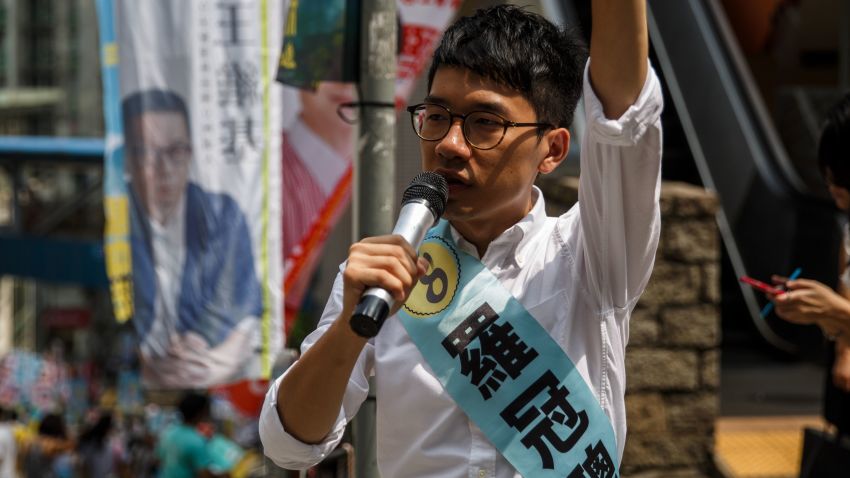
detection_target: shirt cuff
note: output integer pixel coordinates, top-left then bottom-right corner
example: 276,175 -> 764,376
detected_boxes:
259,371 -> 348,470
583,59 -> 663,146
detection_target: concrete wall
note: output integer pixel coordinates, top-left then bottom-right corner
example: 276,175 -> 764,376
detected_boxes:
540,176 -> 721,478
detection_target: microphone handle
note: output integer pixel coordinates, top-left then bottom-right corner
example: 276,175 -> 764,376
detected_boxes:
349,201 -> 437,338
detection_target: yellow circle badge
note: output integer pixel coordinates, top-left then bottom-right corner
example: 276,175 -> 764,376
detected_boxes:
403,238 -> 460,318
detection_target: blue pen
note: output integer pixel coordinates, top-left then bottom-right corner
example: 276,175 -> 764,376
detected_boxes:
760,267 -> 802,317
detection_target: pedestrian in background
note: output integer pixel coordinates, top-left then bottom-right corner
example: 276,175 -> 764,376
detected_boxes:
0,407 -> 17,478
771,93 -> 850,439
157,392 -> 228,478
22,413 -> 75,478
77,411 -> 123,478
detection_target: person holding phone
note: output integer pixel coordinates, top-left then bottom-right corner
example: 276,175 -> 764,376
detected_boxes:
768,93 -> 850,436
768,94 -> 850,346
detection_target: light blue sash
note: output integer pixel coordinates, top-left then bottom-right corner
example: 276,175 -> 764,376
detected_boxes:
398,220 -> 620,477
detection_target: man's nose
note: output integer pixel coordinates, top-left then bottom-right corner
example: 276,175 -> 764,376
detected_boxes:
434,120 -> 471,160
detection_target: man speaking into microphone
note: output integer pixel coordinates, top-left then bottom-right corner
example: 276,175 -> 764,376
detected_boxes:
261,2 -> 663,476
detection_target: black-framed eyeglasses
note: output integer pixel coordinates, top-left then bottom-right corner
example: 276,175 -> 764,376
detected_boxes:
405,103 -> 555,150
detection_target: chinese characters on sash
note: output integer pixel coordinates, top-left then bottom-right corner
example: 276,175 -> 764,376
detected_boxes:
442,302 -> 618,478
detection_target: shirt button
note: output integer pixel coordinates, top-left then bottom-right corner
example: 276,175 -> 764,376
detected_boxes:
478,470 -> 487,478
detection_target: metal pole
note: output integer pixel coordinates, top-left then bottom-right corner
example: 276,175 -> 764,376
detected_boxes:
352,0 -> 396,477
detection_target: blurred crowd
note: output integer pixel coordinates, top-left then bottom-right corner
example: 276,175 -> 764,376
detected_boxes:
0,391 -> 264,478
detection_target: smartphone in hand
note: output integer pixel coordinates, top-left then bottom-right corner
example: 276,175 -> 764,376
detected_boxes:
740,275 -> 784,295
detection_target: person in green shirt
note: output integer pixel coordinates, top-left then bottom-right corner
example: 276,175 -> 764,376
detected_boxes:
157,392 -> 228,478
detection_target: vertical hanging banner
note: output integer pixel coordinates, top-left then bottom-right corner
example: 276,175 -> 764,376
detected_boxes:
96,0 -> 283,389
279,0 -> 460,331
395,0 -> 463,105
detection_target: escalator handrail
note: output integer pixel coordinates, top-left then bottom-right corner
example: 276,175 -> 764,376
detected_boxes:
647,0 -> 817,352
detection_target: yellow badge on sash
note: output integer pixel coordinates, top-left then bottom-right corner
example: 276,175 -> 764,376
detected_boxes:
403,237 -> 460,318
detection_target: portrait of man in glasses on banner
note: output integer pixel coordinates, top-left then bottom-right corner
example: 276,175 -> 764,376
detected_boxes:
281,81 -> 356,321
123,88 -> 263,388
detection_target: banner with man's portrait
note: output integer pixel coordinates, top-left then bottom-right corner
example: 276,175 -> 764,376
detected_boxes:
97,0 -> 283,389
280,0 -> 461,330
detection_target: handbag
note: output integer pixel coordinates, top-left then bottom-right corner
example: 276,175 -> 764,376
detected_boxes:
799,427 -> 850,478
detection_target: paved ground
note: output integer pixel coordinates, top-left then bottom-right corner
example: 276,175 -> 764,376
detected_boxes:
715,345 -> 829,477
715,415 -> 828,478
721,346 -> 825,417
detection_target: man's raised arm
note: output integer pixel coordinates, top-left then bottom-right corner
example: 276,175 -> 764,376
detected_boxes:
576,0 -> 662,312
589,0 -> 649,119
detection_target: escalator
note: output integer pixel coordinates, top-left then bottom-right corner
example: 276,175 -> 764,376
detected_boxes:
647,0 -> 843,354
545,0 -> 842,354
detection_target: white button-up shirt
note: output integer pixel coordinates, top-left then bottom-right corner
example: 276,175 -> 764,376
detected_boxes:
260,62 -> 664,477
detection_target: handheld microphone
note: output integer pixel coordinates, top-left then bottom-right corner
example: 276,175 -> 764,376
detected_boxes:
349,171 -> 449,338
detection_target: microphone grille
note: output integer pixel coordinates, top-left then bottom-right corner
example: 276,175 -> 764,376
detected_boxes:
402,172 -> 449,219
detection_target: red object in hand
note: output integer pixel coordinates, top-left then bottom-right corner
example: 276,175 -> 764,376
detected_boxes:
740,275 -> 784,295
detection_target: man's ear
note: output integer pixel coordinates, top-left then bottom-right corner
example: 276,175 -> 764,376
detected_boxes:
538,127 -> 570,175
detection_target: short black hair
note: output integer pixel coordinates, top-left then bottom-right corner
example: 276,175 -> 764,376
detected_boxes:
427,5 -> 587,129
177,391 -> 210,425
819,93 -> 850,190
78,412 -> 113,447
38,413 -> 67,439
121,89 -> 191,143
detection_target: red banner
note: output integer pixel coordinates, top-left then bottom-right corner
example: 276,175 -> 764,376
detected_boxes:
282,1 -> 460,333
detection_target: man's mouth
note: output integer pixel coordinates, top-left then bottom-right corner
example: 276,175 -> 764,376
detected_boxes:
436,171 -> 469,196
434,170 -> 467,184
446,180 -> 467,195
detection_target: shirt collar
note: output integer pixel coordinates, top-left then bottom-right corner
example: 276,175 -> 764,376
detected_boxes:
448,186 -> 546,268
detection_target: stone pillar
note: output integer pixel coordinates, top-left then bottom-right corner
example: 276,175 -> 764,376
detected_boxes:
539,177 -> 721,477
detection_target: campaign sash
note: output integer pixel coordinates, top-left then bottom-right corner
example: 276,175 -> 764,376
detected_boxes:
397,220 -> 620,478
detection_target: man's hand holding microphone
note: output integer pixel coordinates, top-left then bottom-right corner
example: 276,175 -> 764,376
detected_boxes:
275,172 -> 448,444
